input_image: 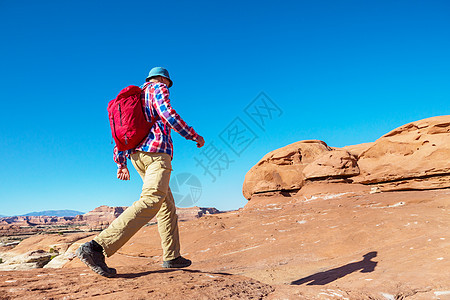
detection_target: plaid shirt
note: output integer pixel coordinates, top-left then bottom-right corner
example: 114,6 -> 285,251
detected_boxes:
113,82 -> 199,168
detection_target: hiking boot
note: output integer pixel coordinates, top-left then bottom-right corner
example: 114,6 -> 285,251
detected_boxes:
76,241 -> 116,277
162,256 -> 192,268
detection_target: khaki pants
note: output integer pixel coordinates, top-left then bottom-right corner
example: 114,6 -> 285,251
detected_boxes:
94,152 -> 180,261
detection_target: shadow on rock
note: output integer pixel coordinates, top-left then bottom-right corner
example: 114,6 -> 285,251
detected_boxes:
183,269 -> 233,276
291,251 -> 378,285
115,268 -> 177,278
115,268 -> 233,279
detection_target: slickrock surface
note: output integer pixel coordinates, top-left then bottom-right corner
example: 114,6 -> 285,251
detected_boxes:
0,266 -> 274,299
1,186 -> 449,299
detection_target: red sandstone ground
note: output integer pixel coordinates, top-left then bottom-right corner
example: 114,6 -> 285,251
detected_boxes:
1,185 -> 449,299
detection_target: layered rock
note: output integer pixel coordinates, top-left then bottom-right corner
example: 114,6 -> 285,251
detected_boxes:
302,149 -> 359,180
353,116 -> 450,190
243,115 -> 450,199
72,205 -> 128,230
74,205 -> 127,223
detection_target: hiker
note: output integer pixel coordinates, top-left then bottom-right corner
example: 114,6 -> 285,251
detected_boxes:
76,67 -> 205,277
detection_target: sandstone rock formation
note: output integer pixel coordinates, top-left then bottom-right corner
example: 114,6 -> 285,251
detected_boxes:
354,115 -> 450,190
243,116 -> 450,199
243,140 -> 331,199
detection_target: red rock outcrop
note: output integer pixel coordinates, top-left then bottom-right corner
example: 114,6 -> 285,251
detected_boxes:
242,140 -> 361,199
353,116 -> 450,190
243,115 -> 450,199
243,140 -> 330,199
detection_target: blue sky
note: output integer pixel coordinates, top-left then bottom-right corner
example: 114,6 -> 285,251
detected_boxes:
0,0 -> 449,216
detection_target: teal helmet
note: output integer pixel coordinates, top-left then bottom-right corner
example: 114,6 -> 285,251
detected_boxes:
146,67 -> 173,87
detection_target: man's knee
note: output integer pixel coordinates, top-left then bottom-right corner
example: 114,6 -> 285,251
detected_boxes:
139,187 -> 168,207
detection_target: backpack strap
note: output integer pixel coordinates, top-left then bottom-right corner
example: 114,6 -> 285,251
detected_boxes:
141,82 -> 157,129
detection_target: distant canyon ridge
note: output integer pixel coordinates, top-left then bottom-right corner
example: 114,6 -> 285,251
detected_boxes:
0,206 -> 221,238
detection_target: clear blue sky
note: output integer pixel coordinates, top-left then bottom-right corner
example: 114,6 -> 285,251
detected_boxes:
1,0 -> 449,216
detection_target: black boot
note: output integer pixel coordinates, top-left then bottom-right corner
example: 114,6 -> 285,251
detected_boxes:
162,256 -> 192,268
76,240 -> 116,277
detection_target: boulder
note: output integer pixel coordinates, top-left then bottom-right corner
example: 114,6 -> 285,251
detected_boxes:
242,140 -> 331,199
0,250 -> 52,270
243,141 -> 363,199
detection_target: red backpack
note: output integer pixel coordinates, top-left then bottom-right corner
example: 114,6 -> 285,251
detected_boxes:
107,85 -> 155,151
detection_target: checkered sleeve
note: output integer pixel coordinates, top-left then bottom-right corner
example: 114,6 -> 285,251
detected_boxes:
151,83 -> 199,141
113,146 -> 127,169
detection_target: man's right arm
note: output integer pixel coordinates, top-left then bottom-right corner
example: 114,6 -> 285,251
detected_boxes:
150,83 -> 200,142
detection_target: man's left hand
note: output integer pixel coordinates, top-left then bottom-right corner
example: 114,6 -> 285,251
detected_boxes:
117,167 -> 130,180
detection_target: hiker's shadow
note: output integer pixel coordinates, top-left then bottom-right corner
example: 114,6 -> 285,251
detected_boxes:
115,268 -> 232,279
291,251 -> 378,286
115,268 -> 176,278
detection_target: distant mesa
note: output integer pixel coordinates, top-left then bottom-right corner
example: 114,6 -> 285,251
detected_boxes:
21,210 -> 85,217
243,115 -> 450,199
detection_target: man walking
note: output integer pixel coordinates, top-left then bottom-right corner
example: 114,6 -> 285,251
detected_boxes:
76,67 -> 205,277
